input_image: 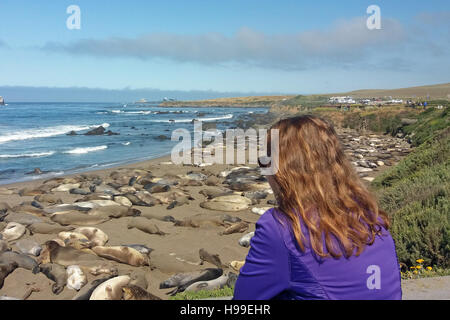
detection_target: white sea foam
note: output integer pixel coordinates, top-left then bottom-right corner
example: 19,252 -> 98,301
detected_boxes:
111,110 -> 151,115
0,123 -> 110,144
64,145 -> 108,155
122,142 -> 131,146
149,114 -> 233,123
0,151 -> 55,159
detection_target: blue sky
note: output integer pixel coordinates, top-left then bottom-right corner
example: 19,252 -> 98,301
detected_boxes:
0,0 -> 449,100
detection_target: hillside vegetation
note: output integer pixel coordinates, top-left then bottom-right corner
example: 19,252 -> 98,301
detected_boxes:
371,107 -> 449,269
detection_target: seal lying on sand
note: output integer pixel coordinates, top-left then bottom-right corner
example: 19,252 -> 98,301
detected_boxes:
160,268 -> 223,295
66,265 -> 87,291
122,244 -> 153,256
51,211 -> 110,226
184,272 -> 237,293
200,195 -> 252,212
140,211 -> 175,222
92,246 -> 150,267
89,275 -> 131,300
230,260 -> 245,272
127,217 -> 166,236
71,275 -> 114,300
72,227 -> 108,247
0,251 -> 39,273
219,221 -> 249,235
122,285 -> 161,300
1,222 -> 26,241
39,263 -> 67,294
16,239 -> 42,256
3,212 -> 43,226
28,222 -> 73,234
238,232 -> 255,247
199,248 -> 227,269
0,262 -> 18,289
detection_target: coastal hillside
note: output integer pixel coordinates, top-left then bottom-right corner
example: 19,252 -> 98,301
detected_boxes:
159,83 -> 450,107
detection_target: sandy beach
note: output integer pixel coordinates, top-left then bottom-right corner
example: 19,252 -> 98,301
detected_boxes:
0,127 -> 413,300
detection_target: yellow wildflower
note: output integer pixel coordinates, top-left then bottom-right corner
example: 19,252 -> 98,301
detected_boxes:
416,265 -> 422,269
426,266 -> 432,271
416,259 -> 424,264
410,266 -> 416,269
413,270 -> 418,274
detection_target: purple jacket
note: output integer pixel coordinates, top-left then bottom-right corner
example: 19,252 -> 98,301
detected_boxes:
233,208 -> 402,300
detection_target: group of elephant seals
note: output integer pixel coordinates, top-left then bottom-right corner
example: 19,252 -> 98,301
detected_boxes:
160,268 -> 223,296
74,227 -> 108,247
122,285 -> 161,300
71,275 -> 114,300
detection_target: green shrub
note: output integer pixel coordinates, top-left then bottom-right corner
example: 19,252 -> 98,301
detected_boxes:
170,286 -> 234,300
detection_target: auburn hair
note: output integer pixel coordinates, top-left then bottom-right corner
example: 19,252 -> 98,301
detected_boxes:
266,115 -> 389,258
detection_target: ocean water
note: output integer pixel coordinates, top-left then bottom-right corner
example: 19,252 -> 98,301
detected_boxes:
0,102 -> 268,184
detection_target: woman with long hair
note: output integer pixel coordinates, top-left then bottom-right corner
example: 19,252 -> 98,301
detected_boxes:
233,115 -> 402,300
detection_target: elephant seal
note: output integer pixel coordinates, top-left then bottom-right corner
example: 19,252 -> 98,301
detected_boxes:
122,285 -> 161,300
71,275 -> 114,300
230,260 -> 245,272
1,222 -> 26,241
39,263 -> 67,294
66,265 -> 87,291
160,268 -> 223,295
221,214 -> 242,224
0,240 -> 11,252
3,212 -> 43,226
122,244 -> 153,256
60,233 -> 93,252
51,211 -> 110,226
113,196 -> 132,207
199,248 -> 227,269
184,272 -> 237,293
92,246 -> 150,267
127,217 -> 166,236
238,232 -> 255,247
28,222 -> 73,234
34,194 -> 63,205
88,205 -> 135,219
200,195 -> 252,212
0,262 -> 18,289
199,189 -> 234,199
11,204 -> 45,216
73,227 -> 108,247
16,239 -> 42,256
0,251 -> 39,273
89,275 -> 131,300
0,202 -> 12,214
219,221 -> 249,235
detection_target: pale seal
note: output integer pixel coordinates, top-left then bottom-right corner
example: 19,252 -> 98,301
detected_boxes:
200,195 -> 252,212
66,265 -> 87,291
89,275 -> 131,300
71,275 -> 114,300
1,222 -> 26,241
238,232 -> 255,247
91,246 -> 150,267
73,227 -> 108,247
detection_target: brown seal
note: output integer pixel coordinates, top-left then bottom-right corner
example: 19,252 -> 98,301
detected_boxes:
122,285 -> 161,300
